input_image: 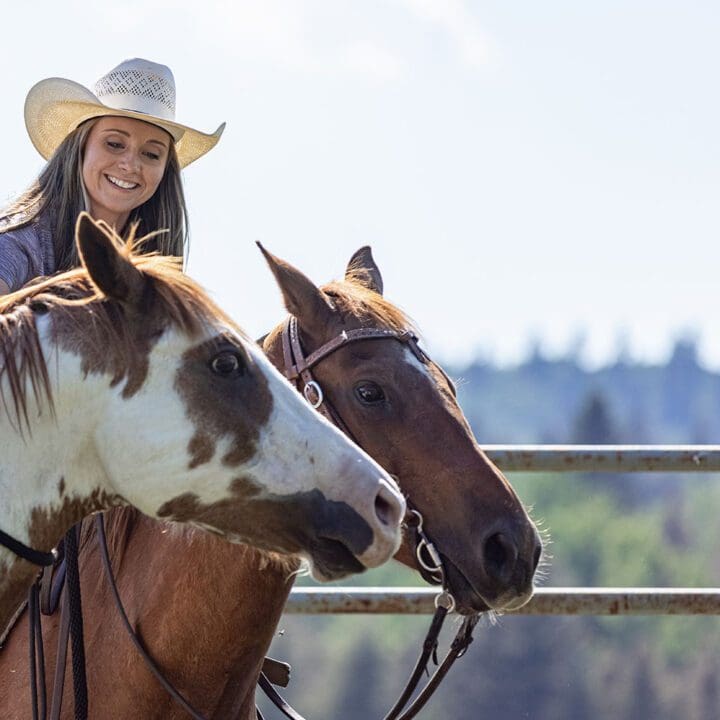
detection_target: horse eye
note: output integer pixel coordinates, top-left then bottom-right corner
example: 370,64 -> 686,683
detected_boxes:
354,382 -> 385,405
210,351 -> 246,377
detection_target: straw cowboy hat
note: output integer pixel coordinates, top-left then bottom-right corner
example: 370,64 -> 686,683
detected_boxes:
24,58 -> 225,169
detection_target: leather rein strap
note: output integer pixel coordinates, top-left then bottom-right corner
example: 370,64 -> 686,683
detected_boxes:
258,316 -> 479,720
0,529 -> 57,567
26,526 -> 87,720
44,516 -> 211,720
95,514 -> 208,720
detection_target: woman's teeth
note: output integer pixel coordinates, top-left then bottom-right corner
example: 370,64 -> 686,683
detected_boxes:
107,175 -> 139,190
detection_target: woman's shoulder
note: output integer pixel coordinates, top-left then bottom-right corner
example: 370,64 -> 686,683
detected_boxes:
0,211 -> 56,291
0,209 -> 44,236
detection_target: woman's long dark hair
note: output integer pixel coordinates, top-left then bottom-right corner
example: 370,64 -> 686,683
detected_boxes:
1,119 -> 189,270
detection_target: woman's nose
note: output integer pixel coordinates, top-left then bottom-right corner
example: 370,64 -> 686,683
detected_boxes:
118,152 -> 140,173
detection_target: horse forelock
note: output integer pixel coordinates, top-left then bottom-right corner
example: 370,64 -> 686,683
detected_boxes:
321,276 -> 418,336
0,236 -> 248,424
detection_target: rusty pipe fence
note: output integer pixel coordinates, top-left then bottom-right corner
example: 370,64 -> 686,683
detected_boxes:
286,446 -> 720,617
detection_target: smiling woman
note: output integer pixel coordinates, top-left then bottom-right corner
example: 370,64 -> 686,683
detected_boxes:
0,58 -> 225,295
81,117 -> 171,229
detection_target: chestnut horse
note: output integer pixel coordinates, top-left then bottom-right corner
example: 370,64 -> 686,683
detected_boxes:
0,215 -> 405,631
0,245 -> 542,719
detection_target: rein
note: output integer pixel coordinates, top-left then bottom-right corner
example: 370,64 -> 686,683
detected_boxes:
258,315 -> 479,720
23,526 -> 88,720
95,514 -> 209,720
0,529 -> 58,567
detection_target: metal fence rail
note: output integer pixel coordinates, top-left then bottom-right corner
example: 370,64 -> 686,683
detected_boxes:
481,444 -> 720,473
286,587 -> 720,615
288,446 -> 720,617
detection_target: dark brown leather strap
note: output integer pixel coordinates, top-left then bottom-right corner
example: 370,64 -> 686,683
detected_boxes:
64,525 -> 88,720
286,317 -> 357,439
261,657 -> 291,688
389,615 -> 479,720
39,563 -> 54,618
381,606 -> 448,720
28,580 -> 47,720
49,591 -> 71,720
40,549 -> 66,617
258,608 -> 478,720
96,514 -> 209,720
258,673 -> 308,720
281,316 -> 294,377
283,317 -> 417,381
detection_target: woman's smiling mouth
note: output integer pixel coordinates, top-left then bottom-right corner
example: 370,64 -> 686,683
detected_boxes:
106,174 -> 140,190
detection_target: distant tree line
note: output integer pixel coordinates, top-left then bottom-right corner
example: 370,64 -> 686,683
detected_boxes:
259,338 -> 720,720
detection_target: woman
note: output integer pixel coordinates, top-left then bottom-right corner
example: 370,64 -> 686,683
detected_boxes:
0,58 -> 224,294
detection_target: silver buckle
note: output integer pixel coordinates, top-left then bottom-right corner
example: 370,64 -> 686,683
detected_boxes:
303,381 -> 324,409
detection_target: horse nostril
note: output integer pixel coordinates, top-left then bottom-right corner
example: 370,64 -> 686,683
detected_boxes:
483,532 -> 518,585
374,483 -> 403,529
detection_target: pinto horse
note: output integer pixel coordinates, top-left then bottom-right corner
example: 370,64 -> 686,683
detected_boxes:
0,245 -> 542,719
0,214 -> 405,631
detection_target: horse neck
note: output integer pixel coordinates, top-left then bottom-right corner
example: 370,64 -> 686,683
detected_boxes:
75,512 -> 296,719
0,315 -> 114,622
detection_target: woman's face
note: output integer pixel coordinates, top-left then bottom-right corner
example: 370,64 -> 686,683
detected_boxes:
81,116 -> 172,229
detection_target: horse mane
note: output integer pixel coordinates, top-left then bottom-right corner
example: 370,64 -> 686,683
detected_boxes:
321,272 -> 418,335
0,226 -> 244,433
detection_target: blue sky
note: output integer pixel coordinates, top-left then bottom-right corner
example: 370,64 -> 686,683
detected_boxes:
3,2 -> 719,368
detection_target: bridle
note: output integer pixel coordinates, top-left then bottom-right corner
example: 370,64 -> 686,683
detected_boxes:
280,315 -> 436,441
258,315 -> 480,720
22,314 -> 478,720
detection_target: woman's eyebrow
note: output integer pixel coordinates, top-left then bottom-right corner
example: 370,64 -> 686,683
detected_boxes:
100,128 -> 169,148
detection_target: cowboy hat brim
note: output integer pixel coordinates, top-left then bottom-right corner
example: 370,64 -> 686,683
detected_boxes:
25,77 -> 224,169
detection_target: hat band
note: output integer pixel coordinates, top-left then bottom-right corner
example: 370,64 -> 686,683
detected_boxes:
97,92 -> 175,121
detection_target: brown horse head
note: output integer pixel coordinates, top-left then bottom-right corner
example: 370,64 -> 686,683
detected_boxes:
260,245 -> 543,613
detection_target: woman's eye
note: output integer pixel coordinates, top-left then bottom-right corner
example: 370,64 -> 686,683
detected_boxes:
354,382 -> 385,405
144,151 -> 161,161
210,351 -> 246,377
106,141 -> 124,150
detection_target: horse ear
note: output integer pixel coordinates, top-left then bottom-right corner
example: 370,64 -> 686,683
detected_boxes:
345,246 -> 383,296
75,212 -> 145,305
256,242 -> 334,324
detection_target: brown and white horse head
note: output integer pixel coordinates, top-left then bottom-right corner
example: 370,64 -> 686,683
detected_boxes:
0,216 -> 406,600
260,244 -> 543,614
